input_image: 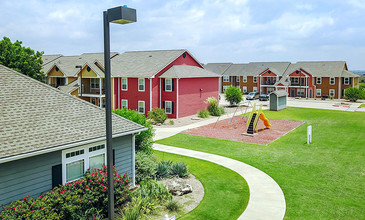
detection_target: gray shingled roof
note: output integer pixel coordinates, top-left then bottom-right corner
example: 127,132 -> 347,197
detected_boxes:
111,49 -> 199,78
0,64 -> 145,161
270,90 -> 288,97
284,61 -> 347,77
42,54 -> 63,65
159,65 -> 219,78
342,70 -> 359,78
250,62 -> 291,76
203,63 -> 232,75
58,79 -> 79,94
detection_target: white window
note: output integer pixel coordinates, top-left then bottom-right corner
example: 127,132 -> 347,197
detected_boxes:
253,77 -> 257,83
138,78 -> 145,91
223,76 -> 230,82
316,77 -> 322,84
297,89 -> 305,96
138,101 -> 145,114
344,77 -> 350,85
91,78 -> 99,89
236,76 -> 240,82
330,77 -> 335,85
222,86 -> 228,92
291,77 -> 299,84
165,78 -> 172,91
253,87 -> 257,92
122,78 -> 128,90
242,86 -> 247,93
165,101 -> 172,114
121,99 -> 128,109
329,89 -> 335,97
316,89 -> 321,96
243,76 -> 247,82
62,143 -> 106,183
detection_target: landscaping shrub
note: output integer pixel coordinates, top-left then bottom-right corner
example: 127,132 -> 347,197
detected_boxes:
135,151 -> 156,183
113,108 -> 154,154
147,107 -> 168,124
170,162 -> 189,178
169,120 -> 174,125
197,109 -> 210,118
133,180 -> 172,202
165,200 -> 179,212
205,97 -> 224,116
0,166 -> 130,220
224,86 -> 243,106
344,87 -> 365,102
156,160 -> 173,179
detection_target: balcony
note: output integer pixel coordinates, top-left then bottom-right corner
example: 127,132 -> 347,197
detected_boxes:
80,84 -> 105,97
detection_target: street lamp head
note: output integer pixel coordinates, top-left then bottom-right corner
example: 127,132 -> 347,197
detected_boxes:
75,65 -> 82,69
107,6 -> 136,24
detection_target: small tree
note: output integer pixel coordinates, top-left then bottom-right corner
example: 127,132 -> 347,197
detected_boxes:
225,86 -> 243,106
113,108 -> 154,154
205,97 -> 225,116
0,37 -> 45,82
148,107 -> 168,124
344,87 -> 365,102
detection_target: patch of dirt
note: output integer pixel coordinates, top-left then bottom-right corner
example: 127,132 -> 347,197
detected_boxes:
182,116 -> 304,145
147,174 -> 204,219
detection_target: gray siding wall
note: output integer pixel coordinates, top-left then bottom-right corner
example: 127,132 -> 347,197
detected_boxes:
113,135 -> 133,177
0,151 -> 61,205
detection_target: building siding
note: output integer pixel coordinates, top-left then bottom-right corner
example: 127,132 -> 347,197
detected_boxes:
0,151 -> 61,205
0,135 -> 134,205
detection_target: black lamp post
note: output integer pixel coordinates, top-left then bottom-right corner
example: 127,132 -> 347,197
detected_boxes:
103,6 -> 136,220
75,65 -> 83,96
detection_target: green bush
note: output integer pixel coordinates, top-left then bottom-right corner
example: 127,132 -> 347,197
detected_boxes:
120,197 -> 145,220
197,109 -> 210,118
345,87 -> 365,102
135,152 -> 156,183
156,160 -> 173,179
133,180 -> 172,202
169,120 -> 174,125
0,167 -> 130,219
225,86 -> 243,106
165,200 -> 180,212
205,97 -> 224,116
359,84 -> 365,91
147,108 -> 168,124
170,162 -> 189,178
113,108 -> 154,154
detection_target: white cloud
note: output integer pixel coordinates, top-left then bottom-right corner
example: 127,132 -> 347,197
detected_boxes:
296,4 -> 313,10
348,0 -> 365,8
47,8 -> 80,22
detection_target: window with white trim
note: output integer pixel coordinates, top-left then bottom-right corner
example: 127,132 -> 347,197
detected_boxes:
138,78 -> 145,91
165,78 -> 172,91
222,86 -> 228,92
329,89 -> 335,97
121,99 -> 128,109
122,78 -> 128,90
243,76 -> 247,82
253,87 -> 257,92
242,86 -> 247,93
316,89 -> 321,96
91,78 -> 100,89
223,76 -> 230,82
316,77 -> 321,84
297,89 -> 305,96
165,101 -> 172,114
63,143 -> 106,183
236,76 -> 240,82
330,77 -> 335,85
344,77 -> 350,85
138,101 -> 145,114
253,77 -> 257,83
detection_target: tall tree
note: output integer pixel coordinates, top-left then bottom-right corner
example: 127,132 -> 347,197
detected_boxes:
0,37 -> 45,82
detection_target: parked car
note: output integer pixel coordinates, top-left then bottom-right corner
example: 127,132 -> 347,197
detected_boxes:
246,92 -> 260,100
259,94 -> 269,101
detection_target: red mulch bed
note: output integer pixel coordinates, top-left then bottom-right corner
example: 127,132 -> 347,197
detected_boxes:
182,116 -> 304,145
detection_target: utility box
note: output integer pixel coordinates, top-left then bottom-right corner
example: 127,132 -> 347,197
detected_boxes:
269,90 -> 287,111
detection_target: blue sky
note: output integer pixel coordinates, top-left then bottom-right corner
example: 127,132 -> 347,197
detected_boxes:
0,0 -> 364,69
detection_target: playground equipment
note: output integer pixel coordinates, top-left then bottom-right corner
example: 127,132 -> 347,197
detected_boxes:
246,103 -> 271,135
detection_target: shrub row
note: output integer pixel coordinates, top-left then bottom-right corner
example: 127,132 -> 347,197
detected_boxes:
0,166 -> 130,220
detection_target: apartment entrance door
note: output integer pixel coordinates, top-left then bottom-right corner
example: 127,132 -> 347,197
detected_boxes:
290,89 -> 295,97
309,89 -> 313,98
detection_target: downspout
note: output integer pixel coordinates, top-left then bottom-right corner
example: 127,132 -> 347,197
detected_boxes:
132,134 -> 136,187
150,78 -> 152,112
176,78 -> 179,119
118,78 -> 120,109
338,77 -> 341,99
99,78 -> 102,108
159,78 -> 162,108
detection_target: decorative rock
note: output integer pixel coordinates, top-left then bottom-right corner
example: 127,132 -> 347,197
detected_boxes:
164,177 -> 193,196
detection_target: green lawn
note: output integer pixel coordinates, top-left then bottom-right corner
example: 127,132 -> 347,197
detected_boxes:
154,151 -> 249,220
157,107 -> 365,219
359,104 -> 365,108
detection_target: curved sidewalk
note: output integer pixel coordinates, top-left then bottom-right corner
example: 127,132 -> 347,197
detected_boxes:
154,143 -> 286,220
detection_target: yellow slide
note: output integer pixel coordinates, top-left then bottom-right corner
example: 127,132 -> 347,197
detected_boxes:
259,113 -> 271,128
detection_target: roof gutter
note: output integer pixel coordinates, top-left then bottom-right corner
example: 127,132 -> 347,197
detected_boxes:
0,127 -> 147,165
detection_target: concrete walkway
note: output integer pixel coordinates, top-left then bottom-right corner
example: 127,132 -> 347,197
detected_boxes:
154,143 -> 286,220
